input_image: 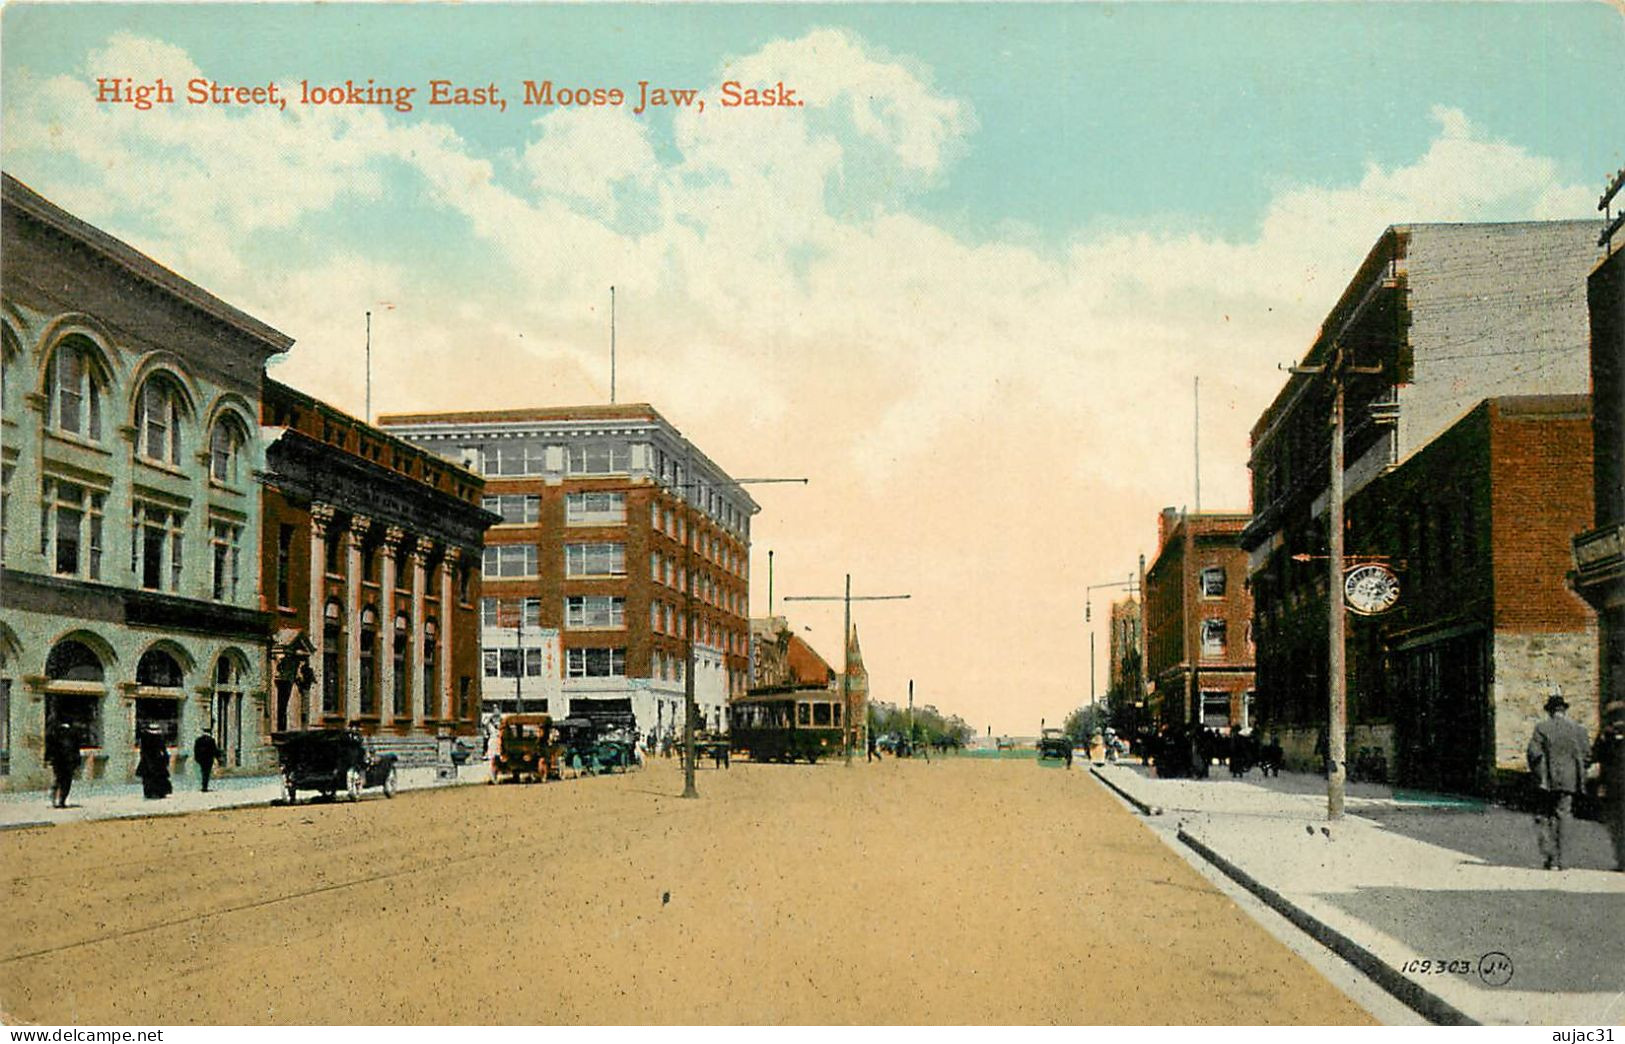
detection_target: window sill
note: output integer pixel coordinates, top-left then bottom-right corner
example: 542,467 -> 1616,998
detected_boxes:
135,457 -> 189,480
208,479 -> 246,497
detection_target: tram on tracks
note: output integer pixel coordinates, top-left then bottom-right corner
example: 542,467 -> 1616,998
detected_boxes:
728,687 -> 846,763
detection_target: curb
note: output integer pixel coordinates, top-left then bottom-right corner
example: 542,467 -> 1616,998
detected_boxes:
1089,766 -> 1162,816
1175,828 -> 1476,1026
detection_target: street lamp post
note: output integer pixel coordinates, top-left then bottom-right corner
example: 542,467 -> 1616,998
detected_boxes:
1085,575 -> 1139,726
783,576 -> 910,765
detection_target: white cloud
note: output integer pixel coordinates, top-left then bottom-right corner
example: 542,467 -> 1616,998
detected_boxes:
2,32 -> 1599,732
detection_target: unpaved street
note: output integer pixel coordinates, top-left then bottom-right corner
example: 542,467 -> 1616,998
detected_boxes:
1,758 -> 1373,1024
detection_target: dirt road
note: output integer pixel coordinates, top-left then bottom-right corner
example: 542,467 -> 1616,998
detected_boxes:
1,757 -> 1373,1024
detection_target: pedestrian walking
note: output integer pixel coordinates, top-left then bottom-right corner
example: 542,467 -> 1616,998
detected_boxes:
1526,693 -> 1590,870
45,722 -> 81,808
867,732 -> 879,762
136,725 -> 172,800
192,729 -> 220,792
1591,701 -> 1625,873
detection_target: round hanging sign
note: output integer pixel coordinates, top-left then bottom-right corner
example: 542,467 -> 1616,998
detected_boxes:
1344,563 -> 1400,616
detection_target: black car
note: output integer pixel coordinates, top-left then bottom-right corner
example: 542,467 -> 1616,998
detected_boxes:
273,729 -> 399,803
1037,727 -> 1073,768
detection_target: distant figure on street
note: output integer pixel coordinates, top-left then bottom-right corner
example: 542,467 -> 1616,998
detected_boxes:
1526,693 -> 1590,870
1261,734 -> 1284,777
136,725 -> 172,800
1591,701 -> 1625,873
867,732 -> 878,762
192,729 -> 220,792
1314,728 -> 1329,778
45,722 -> 81,809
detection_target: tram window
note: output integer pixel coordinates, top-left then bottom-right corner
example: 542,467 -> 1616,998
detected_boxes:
833,704 -> 842,726
797,703 -> 810,726
812,703 -> 831,726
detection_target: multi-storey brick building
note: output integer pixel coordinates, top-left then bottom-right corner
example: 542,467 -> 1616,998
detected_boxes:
1,173 -> 287,786
1107,595 -> 1143,729
1329,396 -> 1596,795
377,405 -> 756,741
259,381 -> 496,763
1243,221 -> 1601,790
1142,510 -> 1255,731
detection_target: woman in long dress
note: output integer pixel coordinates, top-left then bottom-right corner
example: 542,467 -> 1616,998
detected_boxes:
136,726 -> 172,799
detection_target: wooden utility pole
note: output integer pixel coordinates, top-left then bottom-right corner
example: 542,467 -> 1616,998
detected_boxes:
783,578 -> 911,765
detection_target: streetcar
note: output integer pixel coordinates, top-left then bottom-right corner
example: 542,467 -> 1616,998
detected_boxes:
728,688 -> 845,763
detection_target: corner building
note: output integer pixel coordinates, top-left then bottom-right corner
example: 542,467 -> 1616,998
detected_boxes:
260,381 -> 496,761
1,173 -> 286,787
377,405 -> 757,740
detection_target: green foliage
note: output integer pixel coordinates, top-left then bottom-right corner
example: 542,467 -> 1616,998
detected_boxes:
1061,704 -> 1110,743
867,700 -> 974,744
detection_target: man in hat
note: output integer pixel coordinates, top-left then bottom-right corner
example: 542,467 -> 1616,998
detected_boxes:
192,728 -> 220,793
44,722 -> 81,809
1591,701 -> 1625,872
1526,693 -> 1591,870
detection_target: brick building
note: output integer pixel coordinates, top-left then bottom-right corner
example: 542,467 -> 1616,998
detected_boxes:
751,615 -> 837,690
1,173 -> 287,787
377,405 -> 756,741
1142,510 -> 1255,731
1572,243 -> 1624,735
1243,221 -> 1601,789
259,381 -> 496,762
1333,397 -> 1596,793
1107,595 -> 1144,731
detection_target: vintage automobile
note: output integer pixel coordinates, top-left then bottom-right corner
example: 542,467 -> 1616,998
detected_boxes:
273,729 -> 399,803
1037,727 -> 1074,768
490,713 -> 562,784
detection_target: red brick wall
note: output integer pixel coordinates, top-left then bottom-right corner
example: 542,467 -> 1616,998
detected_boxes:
1488,399 -> 1594,633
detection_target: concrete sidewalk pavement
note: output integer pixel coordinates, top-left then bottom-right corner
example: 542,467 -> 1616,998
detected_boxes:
0,761 -> 491,829
1092,762 -> 1625,1026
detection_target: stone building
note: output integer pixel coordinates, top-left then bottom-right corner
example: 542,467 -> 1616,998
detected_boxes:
377,404 -> 756,741
1,173 -> 288,787
1242,220 -> 1601,789
1142,510 -> 1255,731
259,380 -> 496,762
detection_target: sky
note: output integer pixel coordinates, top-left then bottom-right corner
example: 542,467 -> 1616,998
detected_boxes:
3,2 -> 1622,734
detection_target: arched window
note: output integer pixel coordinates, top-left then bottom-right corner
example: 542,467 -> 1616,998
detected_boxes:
136,374 -> 188,467
47,640 -> 105,682
45,638 -> 105,748
393,614 -> 410,717
213,653 -> 246,767
136,648 -> 184,688
359,607 -> 378,715
322,602 -> 344,715
209,415 -> 247,484
421,618 -> 438,719
135,648 -> 184,746
44,338 -> 106,441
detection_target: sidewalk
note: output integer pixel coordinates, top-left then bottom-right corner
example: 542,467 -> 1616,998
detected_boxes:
1092,762 -> 1625,1027
0,761 -> 491,829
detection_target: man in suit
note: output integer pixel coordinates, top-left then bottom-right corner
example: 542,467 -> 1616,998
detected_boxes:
192,728 -> 220,792
1526,693 -> 1591,870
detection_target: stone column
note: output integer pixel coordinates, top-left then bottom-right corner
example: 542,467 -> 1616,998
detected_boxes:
307,503 -> 335,727
379,526 -> 406,726
345,514 -> 371,722
411,542 -> 432,725
437,549 -> 460,722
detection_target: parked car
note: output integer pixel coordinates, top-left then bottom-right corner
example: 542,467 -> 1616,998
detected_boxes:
273,729 -> 398,803
490,713 -> 562,784
1037,727 -> 1073,768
